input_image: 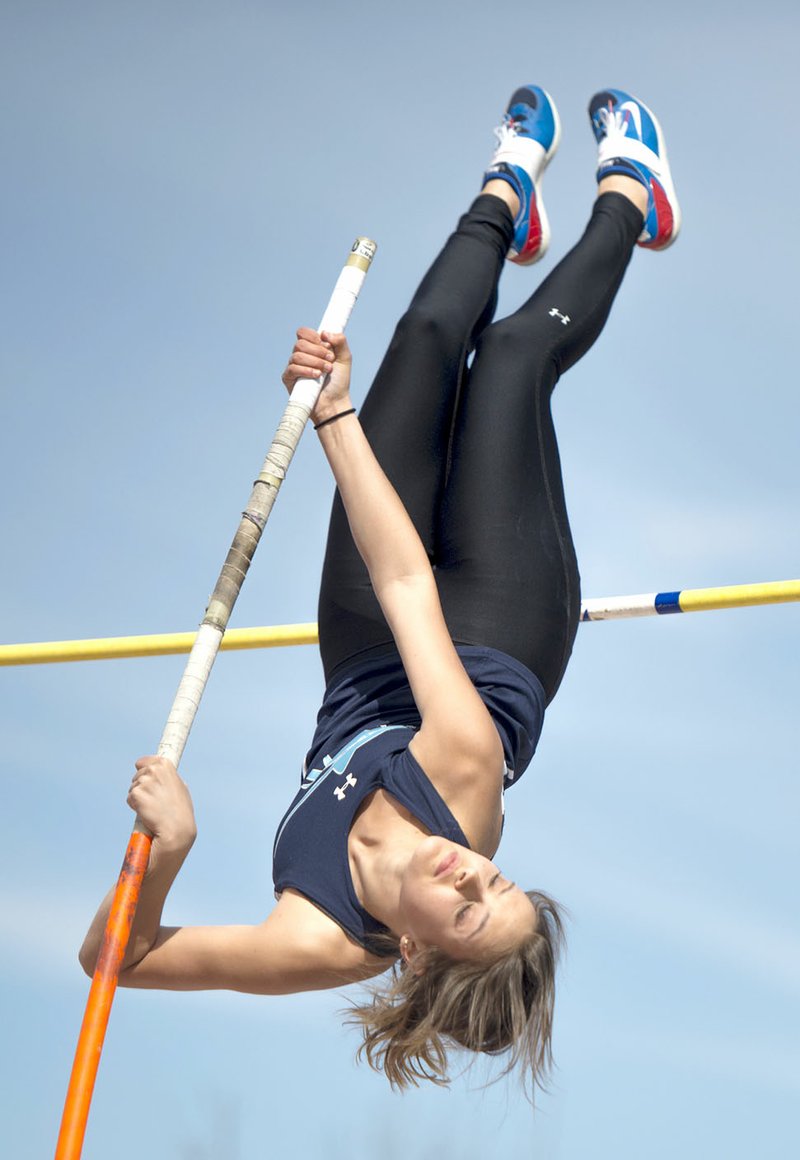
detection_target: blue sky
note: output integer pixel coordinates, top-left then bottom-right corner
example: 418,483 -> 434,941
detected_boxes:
2,2 -> 798,1157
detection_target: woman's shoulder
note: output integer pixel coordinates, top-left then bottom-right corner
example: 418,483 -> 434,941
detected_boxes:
273,888 -> 395,983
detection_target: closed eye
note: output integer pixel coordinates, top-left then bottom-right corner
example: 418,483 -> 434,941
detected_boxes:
492,872 -> 516,895
455,902 -> 474,927
456,874 -> 515,932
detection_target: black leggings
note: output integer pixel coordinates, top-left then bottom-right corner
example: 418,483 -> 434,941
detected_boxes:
318,191 -> 643,702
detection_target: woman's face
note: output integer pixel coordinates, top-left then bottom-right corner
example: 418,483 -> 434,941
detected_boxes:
397,835 -> 537,962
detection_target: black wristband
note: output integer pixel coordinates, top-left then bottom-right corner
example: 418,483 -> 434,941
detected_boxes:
314,408 -> 356,431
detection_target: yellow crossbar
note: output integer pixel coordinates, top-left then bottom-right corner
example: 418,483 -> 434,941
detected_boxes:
2,580 -> 798,667
0,624 -> 319,666
677,579 -> 800,612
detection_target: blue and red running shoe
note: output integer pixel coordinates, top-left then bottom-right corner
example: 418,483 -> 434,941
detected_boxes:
589,88 -> 681,250
483,85 -> 561,264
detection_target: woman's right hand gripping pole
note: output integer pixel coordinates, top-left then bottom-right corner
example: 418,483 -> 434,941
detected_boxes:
79,756 -> 196,977
127,755 -> 197,855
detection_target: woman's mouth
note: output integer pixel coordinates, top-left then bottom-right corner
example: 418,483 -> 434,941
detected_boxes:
434,850 -> 459,877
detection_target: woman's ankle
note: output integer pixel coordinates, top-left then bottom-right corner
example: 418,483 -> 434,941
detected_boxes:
481,178 -> 520,220
597,173 -> 648,217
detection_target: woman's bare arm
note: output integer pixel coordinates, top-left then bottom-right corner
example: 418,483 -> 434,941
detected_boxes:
80,756 -> 390,992
284,332 -> 504,834
79,755 -> 197,975
115,890 -> 390,995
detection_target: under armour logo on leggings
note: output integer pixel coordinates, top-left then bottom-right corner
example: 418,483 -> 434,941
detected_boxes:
549,306 -> 571,325
334,772 -> 358,801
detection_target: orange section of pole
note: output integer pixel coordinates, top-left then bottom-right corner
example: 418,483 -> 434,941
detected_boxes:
55,830 -> 152,1160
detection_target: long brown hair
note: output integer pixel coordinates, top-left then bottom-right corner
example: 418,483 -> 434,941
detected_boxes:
346,889 -> 565,1095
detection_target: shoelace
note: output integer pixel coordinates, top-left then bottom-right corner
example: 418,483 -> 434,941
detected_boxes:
596,105 -> 629,144
493,116 -> 520,150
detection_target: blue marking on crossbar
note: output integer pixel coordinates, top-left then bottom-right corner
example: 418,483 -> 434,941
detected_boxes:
655,591 -> 682,614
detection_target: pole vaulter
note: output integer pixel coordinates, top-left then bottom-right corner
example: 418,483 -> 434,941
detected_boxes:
40,79 -> 800,1158
53,238 -> 376,1160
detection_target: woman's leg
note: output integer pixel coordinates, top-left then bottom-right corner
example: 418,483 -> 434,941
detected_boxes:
317,194 -> 513,680
435,81 -> 682,702
436,190 -> 645,702
317,86 -> 563,682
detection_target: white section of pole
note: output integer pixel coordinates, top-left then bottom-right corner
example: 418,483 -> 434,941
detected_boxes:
154,238 -> 377,776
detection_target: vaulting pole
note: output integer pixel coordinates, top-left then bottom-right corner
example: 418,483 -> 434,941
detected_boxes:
54,238 -> 376,1160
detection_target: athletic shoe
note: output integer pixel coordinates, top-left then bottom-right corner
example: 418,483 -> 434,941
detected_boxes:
483,85 -> 561,264
588,88 -> 681,250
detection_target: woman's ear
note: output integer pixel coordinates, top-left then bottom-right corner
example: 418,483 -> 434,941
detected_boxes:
400,934 -> 427,977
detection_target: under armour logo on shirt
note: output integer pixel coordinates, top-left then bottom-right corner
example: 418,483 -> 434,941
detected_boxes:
334,772 -> 358,801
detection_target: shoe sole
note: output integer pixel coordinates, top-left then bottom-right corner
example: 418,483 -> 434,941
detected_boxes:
631,95 -> 681,250
512,87 -> 562,265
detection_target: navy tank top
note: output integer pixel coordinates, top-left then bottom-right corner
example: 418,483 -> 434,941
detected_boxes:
272,645 -> 546,955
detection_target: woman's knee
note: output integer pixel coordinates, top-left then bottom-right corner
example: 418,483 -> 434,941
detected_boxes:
473,316 -> 557,388
390,300 -> 470,362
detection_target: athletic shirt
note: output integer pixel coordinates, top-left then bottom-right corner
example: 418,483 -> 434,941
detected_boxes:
272,645 -> 546,955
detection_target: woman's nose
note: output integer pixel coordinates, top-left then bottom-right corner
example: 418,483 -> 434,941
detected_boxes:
455,868 -> 480,896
